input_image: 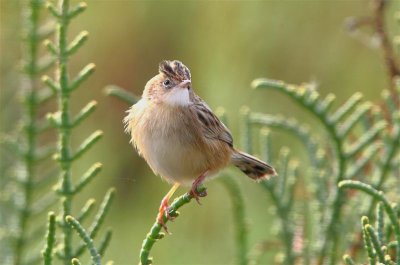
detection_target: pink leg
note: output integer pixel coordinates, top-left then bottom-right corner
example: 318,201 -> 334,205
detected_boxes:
157,183 -> 180,233
189,171 -> 208,204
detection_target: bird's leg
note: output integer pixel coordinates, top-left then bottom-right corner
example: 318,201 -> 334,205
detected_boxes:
190,171 -> 208,204
157,183 -> 180,233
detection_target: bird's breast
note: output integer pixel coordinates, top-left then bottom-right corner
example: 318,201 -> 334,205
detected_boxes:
130,103 -> 211,184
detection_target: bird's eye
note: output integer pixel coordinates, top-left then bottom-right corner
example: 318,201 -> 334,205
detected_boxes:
163,79 -> 172,88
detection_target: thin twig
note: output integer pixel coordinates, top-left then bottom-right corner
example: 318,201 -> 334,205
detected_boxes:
372,0 -> 400,105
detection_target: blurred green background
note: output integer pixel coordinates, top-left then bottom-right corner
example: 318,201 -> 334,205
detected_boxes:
1,0 -> 397,264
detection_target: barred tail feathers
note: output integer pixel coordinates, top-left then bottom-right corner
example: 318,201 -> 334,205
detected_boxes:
231,151 -> 277,181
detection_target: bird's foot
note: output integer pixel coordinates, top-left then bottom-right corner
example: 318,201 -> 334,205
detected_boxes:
157,198 -> 176,234
189,171 -> 208,204
189,184 -> 208,204
157,183 -> 180,234
157,208 -> 173,234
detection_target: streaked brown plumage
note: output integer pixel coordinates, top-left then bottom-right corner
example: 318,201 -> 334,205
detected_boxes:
124,60 -> 276,228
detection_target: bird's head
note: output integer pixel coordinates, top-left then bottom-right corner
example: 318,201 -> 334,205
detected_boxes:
143,60 -> 193,106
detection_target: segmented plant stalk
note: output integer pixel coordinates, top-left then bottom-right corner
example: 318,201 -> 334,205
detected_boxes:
139,187 -> 206,265
54,1 -> 74,260
42,0 -> 113,264
339,180 -> 400,265
252,79 -> 386,264
14,0 -> 55,263
15,1 -> 42,263
220,175 -> 249,265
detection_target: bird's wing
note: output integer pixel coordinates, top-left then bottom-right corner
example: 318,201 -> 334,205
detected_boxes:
191,95 -> 233,147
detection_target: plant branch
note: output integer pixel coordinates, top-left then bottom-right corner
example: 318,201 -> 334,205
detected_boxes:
220,175 -> 248,265
66,215 -> 101,265
49,0 -> 74,262
253,79 -> 347,265
139,186 -> 206,265
42,212 -> 56,265
104,85 -> 139,105
14,1 -> 55,264
372,0 -> 400,100
339,180 -> 400,265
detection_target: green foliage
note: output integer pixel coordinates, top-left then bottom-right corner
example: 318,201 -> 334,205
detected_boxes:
340,181 -> 400,264
40,0 -> 114,264
243,77 -> 399,264
0,1 -> 56,264
42,212 -> 56,265
104,85 -> 139,105
2,0 -> 399,265
105,8 -> 400,260
139,185 -> 207,265
219,175 -> 249,265
0,0 -> 114,262
65,215 -> 101,265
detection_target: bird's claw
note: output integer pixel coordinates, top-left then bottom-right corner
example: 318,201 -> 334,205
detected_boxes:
157,206 -> 176,234
189,186 -> 208,205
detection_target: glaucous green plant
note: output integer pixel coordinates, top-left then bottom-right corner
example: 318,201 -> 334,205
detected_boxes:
241,1 -> 399,263
41,0 -> 114,264
2,0 -> 398,265
340,181 -> 400,265
0,1 -> 56,264
244,78 -> 398,264
104,2 -> 399,263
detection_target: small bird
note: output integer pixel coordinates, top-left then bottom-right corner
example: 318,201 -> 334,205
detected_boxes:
124,60 -> 276,230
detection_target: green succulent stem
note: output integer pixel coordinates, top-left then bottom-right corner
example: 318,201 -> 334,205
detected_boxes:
44,0 -> 113,264
42,212 -> 57,265
243,110 -> 298,265
52,0 -> 74,262
139,186 -> 206,265
361,216 -> 376,265
339,180 -> 400,265
71,258 -> 81,265
104,85 -> 139,105
220,175 -> 248,265
365,224 -> 385,263
367,119 -> 400,216
15,0 -> 52,264
261,180 -> 295,265
65,216 -> 101,265
343,255 -> 356,265
253,79 -> 346,265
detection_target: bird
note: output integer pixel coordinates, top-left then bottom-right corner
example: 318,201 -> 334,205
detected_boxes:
124,60 -> 276,230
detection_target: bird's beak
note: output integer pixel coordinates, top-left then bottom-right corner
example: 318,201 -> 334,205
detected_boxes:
177,79 -> 191,89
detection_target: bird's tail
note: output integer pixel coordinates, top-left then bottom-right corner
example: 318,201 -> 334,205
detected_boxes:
231,151 -> 277,181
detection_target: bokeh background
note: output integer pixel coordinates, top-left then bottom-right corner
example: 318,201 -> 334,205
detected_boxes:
1,0 -> 398,264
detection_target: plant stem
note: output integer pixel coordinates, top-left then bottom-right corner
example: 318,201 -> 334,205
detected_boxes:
66,216 -> 101,265
372,0 -> 400,101
220,175 -> 248,265
14,1 -> 43,264
261,182 -> 295,265
139,187 -> 206,265
42,212 -> 57,265
54,0 -> 74,262
367,120 -> 400,216
104,85 -> 138,105
339,180 -> 400,265
253,79 -> 347,265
